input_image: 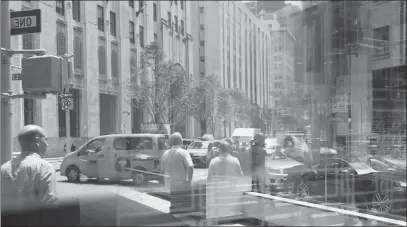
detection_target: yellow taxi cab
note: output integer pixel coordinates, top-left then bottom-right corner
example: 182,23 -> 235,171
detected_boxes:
60,133 -> 169,185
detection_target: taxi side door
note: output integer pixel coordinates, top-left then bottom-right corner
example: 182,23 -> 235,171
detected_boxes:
77,138 -> 107,178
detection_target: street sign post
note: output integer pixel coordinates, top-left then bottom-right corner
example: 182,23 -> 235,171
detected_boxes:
61,97 -> 74,111
10,9 -> 41,36
12,73 -> 21,80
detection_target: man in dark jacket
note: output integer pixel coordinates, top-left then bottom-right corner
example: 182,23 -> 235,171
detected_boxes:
251,133 -> 267,193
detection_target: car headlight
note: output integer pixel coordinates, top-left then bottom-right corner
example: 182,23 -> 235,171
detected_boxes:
267,167 -> 283,174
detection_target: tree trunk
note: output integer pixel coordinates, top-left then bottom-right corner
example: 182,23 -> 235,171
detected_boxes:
200,119 -> 207,136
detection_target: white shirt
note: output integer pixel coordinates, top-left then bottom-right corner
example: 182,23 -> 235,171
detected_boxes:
1,153 -> 58,214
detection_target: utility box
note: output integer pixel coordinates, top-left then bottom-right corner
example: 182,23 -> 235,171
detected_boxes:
21,55 -> 66,93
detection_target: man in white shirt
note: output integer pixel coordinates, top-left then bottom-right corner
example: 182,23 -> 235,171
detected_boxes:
161,132 -> 194,213
1,125 -> 58,225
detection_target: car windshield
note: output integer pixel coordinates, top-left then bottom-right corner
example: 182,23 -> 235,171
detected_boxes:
269,151 -> 287,160
188,141 -> 210,149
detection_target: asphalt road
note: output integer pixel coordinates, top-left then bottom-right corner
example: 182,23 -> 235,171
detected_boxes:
54,161 -> 405,227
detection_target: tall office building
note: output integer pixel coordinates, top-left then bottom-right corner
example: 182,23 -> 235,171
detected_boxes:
10,1 -> 194,147
191,1 -> 272,138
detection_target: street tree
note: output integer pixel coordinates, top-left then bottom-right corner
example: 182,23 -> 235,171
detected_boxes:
186,74 -> 231,135
229,88 -> 252,128
130,42 -> 188,126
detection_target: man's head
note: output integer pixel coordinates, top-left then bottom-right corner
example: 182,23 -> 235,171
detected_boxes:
223,138 -> 233,146
218,141 -> 231,154
17,125 -> 48,157
284,136 -> 295,152
169,132 -> 183,147
253,133 -> 265,147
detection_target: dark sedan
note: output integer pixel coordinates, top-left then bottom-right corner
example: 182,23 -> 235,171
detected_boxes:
292,157 -> 406,216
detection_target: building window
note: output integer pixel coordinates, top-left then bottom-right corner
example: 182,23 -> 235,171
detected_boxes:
199,7 -> 204,13
97,5 -> 104,32
174,0 -> 177,5
129,21 -> 135,44
24,99 -> 34,126
180,0 -> 184,9
139,0 -> 144,10
74,37 -> 82,69
129,0 -> 134,8
72,1 -> 80,22
56,0 -> 65,15
111,43 -> 118,78
167,12 -> 172,27
56,32 -> 66,55
110,11 -> 116,36
98,46 -> 106,74
153,3 -> 157,21
174,16 -> 178,32
200,40 -> 204,46
139,26 -> 144,47
373,26 -> 390,58
130,54 -> 137,76
22,34 -> 33,58
154,33 -> 157,41
200,24 -> 204,30
181,20 -> 184,35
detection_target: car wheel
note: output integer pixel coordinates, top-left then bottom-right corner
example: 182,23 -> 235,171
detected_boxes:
294,181 -> 309,198
132,172 -> 146,186
66,166 -> 81,182
371,192 -> 391,213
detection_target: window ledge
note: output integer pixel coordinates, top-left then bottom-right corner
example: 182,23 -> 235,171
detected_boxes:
56,18 -> 67,25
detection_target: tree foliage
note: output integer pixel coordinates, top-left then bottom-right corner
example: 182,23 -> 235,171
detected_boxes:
186,74 -> 219,134
130,42 -> 188,125
229,88 -> 252,127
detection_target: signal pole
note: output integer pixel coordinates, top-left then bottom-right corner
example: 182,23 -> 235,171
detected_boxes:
1,0 -> 13,165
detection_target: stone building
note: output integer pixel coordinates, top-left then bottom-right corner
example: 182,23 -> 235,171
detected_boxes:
9,0 -> 194,154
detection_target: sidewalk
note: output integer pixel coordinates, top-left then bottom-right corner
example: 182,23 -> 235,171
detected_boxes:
78,193 -> 191,226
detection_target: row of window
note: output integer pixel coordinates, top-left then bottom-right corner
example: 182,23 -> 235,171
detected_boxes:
56,0 -> 81,22
97,44 -> 119,77
56,32 -> 83,70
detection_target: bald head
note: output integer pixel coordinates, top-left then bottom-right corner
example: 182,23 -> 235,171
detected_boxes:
18,125 -> 47,154
169,132 -> 183,147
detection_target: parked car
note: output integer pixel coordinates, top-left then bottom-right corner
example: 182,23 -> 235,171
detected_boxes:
182,139 -> 194,149
265,150 -> 307,193
187,140 -> 221,168
292,156 -> 407,215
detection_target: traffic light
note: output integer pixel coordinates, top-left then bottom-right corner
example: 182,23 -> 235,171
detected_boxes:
21,55 -> 67,93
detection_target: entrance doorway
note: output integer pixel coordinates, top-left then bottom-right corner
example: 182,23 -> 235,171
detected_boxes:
99,94 -> 117,135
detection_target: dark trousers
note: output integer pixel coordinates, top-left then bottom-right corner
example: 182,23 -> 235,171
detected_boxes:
169,183 -> 193,213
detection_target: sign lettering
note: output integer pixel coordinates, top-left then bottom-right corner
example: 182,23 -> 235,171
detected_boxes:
11,16 -> 36,29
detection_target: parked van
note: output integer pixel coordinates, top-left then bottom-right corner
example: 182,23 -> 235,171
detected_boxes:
60,134 -> 169,185
231,128 -> 261,144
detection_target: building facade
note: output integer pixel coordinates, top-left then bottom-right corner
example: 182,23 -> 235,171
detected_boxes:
10,1 -> 194,144
191,1 -> 272,138
304,1 -> 406,158
269,27 -> 296,110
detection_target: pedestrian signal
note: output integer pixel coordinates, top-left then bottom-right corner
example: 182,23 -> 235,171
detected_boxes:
21,55 -> 66,93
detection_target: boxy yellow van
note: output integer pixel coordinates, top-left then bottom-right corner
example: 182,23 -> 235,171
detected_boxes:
60,134 -> 169,185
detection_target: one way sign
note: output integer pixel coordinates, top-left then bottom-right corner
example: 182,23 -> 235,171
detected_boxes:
10,9 -> 41,36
